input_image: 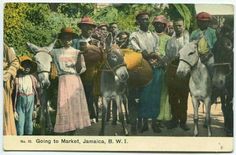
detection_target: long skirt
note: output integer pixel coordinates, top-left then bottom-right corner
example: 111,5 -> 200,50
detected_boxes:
157,71 -> 172,121
139,68 -> 162,118
3,80 -> 17,135
54,75 -> 91,133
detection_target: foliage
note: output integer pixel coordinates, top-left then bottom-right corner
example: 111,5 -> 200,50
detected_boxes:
4,3 -> 28,55
55,3 -> 96,18
4,3 -> 75,56
4,3 -> 196,56
165,4 -> 196,30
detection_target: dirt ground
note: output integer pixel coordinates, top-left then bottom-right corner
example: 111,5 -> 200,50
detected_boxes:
75,95 -> 227,137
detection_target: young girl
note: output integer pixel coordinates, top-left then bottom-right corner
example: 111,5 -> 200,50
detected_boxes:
14,55 -> 39,135
51,27 -> 91,134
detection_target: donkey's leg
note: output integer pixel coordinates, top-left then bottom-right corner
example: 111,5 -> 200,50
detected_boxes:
46,100 -> 53,133
93,95 -> 99,123
220,95 -> 227,129
192,96 -> 199,136
106,101 -> 111,122
99,97 -> 108,136
111,100 -> 118,125
225,98 -> 233,136
116,95 -> 128,136
40,102 -> 45,135
123,95 -> 130,124
39,90 -> 46,135
204,97 -> 212,137
42,89 -> 53,134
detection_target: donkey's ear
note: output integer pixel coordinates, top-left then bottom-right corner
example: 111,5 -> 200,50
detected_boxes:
46,39 -> 57,52
27,42 -> 40,54
105,33 -> 113,52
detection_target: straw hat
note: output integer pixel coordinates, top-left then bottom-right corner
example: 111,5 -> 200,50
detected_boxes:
58,27 -> 77,39
18,55 -> 37,73
135,11 -> 150,20
77,16 -> 96,28
152,15 -> 168,25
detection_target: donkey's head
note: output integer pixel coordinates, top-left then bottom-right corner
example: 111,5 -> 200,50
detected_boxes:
105,46 -> 129,83
177,41 -> 199,78
27,40 -> 56,89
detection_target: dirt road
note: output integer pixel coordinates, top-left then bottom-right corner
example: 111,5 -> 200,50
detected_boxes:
76,96 -> 226,137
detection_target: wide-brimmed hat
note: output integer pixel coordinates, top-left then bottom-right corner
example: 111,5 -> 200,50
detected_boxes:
98,23 -> 108,29
135,11 -> 150,20
18,55 -> 37,73
77,16 -> 96,28
152,15 -> 168,25
196,12 -> 212,21
58,27 -> 77,39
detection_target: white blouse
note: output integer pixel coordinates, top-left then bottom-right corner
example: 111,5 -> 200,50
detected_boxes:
51,47 -> 86,75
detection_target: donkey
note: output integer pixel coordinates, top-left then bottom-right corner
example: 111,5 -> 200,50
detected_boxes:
27,40 -> 56,134
212,27 -> 234,136
176,41 -> 212,136
99,46 -> 129,136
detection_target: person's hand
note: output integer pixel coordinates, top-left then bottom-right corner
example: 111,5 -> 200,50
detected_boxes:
149,59 -> 158,65
89,39 -> 99,46
32,110 -> 38,119
150,52 -> 161,60
3,72 -> 11,82
14,111 -> 19,121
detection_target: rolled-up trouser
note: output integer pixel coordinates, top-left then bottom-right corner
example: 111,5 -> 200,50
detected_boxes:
15,95 -> 34,135
200,53 -> 214,78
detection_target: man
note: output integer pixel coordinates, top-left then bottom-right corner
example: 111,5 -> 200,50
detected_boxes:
165,17 -> 190,131
152,15 -> 172,124
129,12 -> 161,134
117,31 -> 130,48
93,23 -> 109,50
72,16 -> 100,124
3,43 -> 20,135
109,22 -> 119,44
190,12 -> 217,77
167,21 -> 175,36
73,16 -> 99,49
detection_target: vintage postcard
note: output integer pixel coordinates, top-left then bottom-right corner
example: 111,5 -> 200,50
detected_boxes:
1,0 -> 234,153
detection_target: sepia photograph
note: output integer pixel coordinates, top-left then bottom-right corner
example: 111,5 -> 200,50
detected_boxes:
1,0 -> 234,153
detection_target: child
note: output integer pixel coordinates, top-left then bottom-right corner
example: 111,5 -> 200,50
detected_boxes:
14,55 -> 39,135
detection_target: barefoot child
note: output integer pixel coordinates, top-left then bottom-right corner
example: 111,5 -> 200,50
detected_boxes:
14,55 -> 39,135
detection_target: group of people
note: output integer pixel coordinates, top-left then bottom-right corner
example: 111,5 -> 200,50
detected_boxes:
4,10 -> 221,136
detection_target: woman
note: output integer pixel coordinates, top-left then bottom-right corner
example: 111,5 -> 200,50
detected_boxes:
3,43 -> 20,135
51,27 -> 91,134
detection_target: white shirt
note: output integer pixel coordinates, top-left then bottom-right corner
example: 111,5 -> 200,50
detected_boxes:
129,29 -> 159,53
165,34 -> 189,63
18,75 -> 33,95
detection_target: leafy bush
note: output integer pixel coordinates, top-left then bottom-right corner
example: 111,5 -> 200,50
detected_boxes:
4,3 -> 196,56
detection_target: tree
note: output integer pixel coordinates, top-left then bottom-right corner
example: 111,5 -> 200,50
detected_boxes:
4,3 -> 74,56
165,4 -> 196,31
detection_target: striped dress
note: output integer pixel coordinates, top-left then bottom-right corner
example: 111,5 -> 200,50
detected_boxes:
51,47 -> 91,133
